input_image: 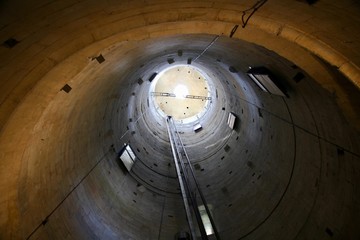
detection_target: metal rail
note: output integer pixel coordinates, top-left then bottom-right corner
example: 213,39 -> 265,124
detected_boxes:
166,116 -> 221,240
185,95 -> 212,100
166,118 -> 198,239
151,92 -> 211,100
171,121 -> 221,240
151,92 -> 176,97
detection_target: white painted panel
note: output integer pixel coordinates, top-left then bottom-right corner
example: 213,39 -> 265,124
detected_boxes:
120,145 -> 136,171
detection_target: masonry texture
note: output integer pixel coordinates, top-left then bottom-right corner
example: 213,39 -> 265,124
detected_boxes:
0,1 -> 359,240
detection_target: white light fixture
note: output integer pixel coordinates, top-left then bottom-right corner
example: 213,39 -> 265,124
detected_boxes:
119,144 -> 136,171
227,112 -> 236,129
198,205 -> 214,236
247,67 -> 286,97
193,123 -> 202,132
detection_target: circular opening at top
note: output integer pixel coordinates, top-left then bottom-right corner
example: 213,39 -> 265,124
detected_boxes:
150,65 -> 211,121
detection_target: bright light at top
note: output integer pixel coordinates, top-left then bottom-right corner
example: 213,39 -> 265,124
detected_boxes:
150,65 -> 211,121
174,84 -> 189,98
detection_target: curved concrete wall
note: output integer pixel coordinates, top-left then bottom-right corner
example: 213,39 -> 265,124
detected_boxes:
0,1 -> 359,239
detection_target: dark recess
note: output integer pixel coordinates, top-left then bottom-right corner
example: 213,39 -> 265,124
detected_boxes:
149,72 -> 157,82
3,38 -> 19,48
224,145 -> 230,152
229,66 -> 238,73
337,148 -> 345,156
194,164 -> 201,170
247,161 -> 254,168
293,72 -> 305,83
61,84 -> 72,93
297,0 -> 319,4
95,54 -> 105,64
221,187 -> 228,194
41,218 -> 48,226
230,24 -> 239,38
231,112 -> 241,132
325,227 -> 334,237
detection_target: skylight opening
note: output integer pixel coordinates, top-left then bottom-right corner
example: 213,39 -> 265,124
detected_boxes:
149,64 -> 212,122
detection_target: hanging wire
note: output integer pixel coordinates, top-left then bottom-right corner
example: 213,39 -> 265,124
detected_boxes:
193,35 -> 220,63
192,1 -> 267,61
241,0 -> 268,28
119,106 -> 150,140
